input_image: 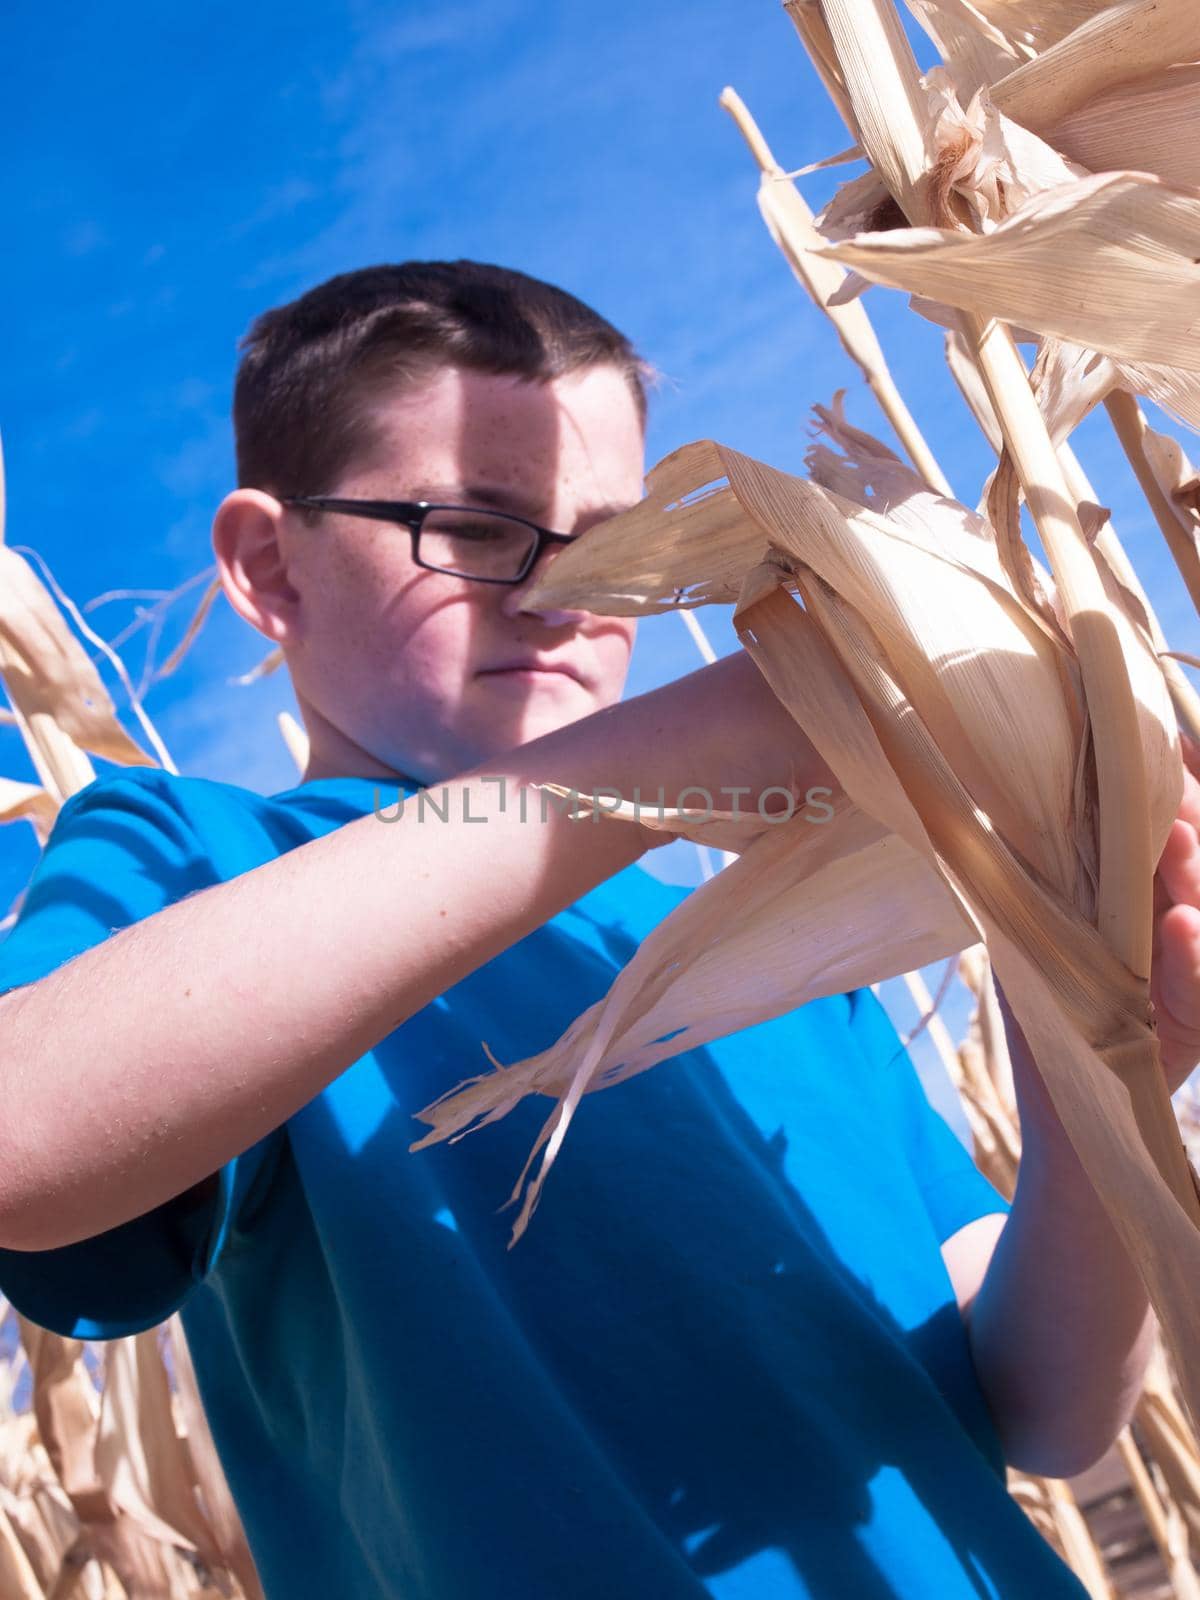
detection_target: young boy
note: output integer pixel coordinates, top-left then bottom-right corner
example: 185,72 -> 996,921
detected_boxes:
0,261 -> 1181,1598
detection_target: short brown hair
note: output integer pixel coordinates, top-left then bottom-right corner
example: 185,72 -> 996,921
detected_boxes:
233,261 -> 651,497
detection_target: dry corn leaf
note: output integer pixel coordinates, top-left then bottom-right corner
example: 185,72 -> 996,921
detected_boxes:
420,434 -> 1081,1129
413,790 -> 970,1240
31,1483 -> 79,1563
820,0 -> 935,219
0,1499 -> 42,1600
820,171 -> 1200,374
276,712 -> 308,776
154,577 -> 222,682
920,68 -> 1084,227
0,1476 -> 77,1594
1047,64 -> 1200,190
1137,1343 -> 1200,1556
1026,339 -> 1117,445
229,646 -> 283,687
94,1334 -> 222,1568
1104,389 -> 1200,618
988,0 -> 1200,135
0,781 -> 60,844
0,550 -> 154,797
903,0 -> 1022,97
166,1319 -> 263,1600
515,442 -> 774,617
16,1321 -> 100,1508
926,0 -> 1111,56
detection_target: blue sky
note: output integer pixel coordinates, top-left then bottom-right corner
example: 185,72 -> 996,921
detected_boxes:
2,0 -> 1197,1124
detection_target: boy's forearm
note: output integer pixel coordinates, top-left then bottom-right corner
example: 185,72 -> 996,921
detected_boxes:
965,1121 -> 1155,1479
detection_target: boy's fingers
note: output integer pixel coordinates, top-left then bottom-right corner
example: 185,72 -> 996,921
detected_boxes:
1157,820 -> 1200,914
1154,901 -> 1200,1050
1179,765 -> 1200,833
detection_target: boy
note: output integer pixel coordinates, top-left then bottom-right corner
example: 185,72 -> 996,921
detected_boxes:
0,261 -> 1189,1598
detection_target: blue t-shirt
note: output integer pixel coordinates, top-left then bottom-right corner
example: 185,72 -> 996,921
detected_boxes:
0,768 -> 1086,1600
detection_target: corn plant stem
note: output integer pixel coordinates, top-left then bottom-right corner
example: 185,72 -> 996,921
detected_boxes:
814,0 -> 1152,972
1042,1475 -> 1116,1600
718,86 -> 953,498
1116,1430 -> 1200,1600
900,966 -> 960,1077
1059,439 -> 1200,748
816,0 -> 928,218
967,320 -> 1153,971
970,318 -> 1200,1228
1105,390 -> 1200,622
810,0 -> 1186,1217
277,711 -> 309,777
960,946 -> 1018,1119
1134,1386 -> 1200,1535
866,368 -> 953,500
1022,1475 -> 1114,1600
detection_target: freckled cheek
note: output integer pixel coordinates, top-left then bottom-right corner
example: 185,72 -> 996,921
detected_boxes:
374,592 -> 490,687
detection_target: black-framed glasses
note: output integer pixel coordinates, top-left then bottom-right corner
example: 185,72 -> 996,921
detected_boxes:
279,496 -> 578,585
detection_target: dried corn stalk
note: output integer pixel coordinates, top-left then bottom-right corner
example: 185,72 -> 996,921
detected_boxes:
0,1301 -> 262,1599
0,436 -> 262,1597
0,434 -> 159,820
411,0 -> 1200,1473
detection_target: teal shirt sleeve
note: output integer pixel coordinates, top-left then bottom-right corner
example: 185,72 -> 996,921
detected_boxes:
0,770 -> 285,1339
846,986 -> 1011,1245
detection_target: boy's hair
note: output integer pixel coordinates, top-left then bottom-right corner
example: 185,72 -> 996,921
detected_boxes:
233,261 -> 651,497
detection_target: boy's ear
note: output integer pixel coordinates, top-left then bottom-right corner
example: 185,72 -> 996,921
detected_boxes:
211,490 -> 302,643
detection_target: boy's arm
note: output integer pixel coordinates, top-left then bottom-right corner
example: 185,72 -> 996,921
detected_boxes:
944,776 -> 1200,1478
0,649 -> 823,1253
950,1039 -> 1157,1479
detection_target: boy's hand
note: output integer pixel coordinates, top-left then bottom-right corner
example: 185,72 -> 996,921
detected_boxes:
997,757 -> 1200,1135
1152,759 -> 1200,1092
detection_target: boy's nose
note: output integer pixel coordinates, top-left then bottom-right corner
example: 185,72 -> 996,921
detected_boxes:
500,541 -> 590,628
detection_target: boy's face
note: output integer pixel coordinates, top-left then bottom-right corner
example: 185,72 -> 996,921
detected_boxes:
275,362 -> 645,783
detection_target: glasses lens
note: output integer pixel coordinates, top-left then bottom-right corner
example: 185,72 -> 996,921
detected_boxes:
418,509 -> 538,580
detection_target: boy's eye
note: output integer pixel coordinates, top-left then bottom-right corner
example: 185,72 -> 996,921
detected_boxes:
436,521 -> 511,542
418,510 -> 539,580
